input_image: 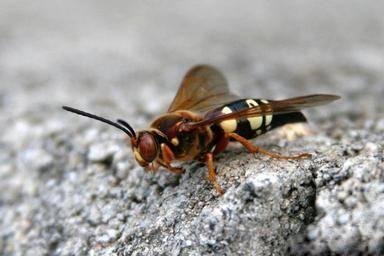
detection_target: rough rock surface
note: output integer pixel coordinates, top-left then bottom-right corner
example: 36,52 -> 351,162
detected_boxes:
1,1 -> 383,255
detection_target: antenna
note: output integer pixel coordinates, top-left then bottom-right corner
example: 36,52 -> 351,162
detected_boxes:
117,119 -> 136,138
62,106 -> 135,138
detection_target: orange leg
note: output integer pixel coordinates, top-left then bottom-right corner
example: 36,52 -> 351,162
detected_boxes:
157,160 -> 185,174
212,135 -> 229,156
205,152 -> 223,195
158,143 -> 185,174
161,143 -> 176,163
226,133 -> 311,160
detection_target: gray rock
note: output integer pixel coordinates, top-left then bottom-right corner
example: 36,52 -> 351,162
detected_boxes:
1,1 -> 384,255
87,141 -> 119,164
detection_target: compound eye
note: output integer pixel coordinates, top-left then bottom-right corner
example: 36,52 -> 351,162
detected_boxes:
138,133 -> 158,162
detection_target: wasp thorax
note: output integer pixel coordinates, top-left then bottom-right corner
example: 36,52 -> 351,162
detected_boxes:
135,132 -> 159,164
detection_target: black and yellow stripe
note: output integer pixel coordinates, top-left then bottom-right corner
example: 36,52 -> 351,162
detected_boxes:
210,99 -> 306,139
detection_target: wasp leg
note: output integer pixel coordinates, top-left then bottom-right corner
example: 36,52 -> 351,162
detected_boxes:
157,160 -> 185,174
205,152 -> 224,195
212,135 -> 229,156
161,143 -> 175,163
226,133 -> 311,160
159,143 -> 185,174
168,166 -> 185,174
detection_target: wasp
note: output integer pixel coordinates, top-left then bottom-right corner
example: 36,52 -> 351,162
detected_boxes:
63,65 -> 339,194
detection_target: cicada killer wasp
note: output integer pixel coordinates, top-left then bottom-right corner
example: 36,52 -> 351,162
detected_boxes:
63,65 -> 340,194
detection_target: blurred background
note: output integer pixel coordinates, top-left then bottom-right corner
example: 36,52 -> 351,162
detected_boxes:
1,0 -> 383,122
1,0 -> 384,255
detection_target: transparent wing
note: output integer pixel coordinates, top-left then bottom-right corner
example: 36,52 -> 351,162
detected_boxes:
184,94 -> 341,130
168,65 -> 239,113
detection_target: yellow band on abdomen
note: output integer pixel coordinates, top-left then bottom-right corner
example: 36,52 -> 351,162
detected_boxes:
219,106 -> 237,133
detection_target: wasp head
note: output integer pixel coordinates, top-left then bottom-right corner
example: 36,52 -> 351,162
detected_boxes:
130,131 -> 160,167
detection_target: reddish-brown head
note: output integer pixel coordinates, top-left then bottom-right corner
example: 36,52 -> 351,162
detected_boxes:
132,131 -> 160,167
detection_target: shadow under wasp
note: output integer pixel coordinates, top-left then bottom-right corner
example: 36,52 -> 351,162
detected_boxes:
63,65 -> 340,194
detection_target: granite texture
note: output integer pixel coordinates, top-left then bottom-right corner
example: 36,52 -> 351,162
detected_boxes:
0,1 -> 383,255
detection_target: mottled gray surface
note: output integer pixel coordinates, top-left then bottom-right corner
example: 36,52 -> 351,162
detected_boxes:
1,1 -> 384,255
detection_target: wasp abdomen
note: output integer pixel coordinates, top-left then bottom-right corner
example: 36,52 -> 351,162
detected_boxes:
211,99 -> 306,139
